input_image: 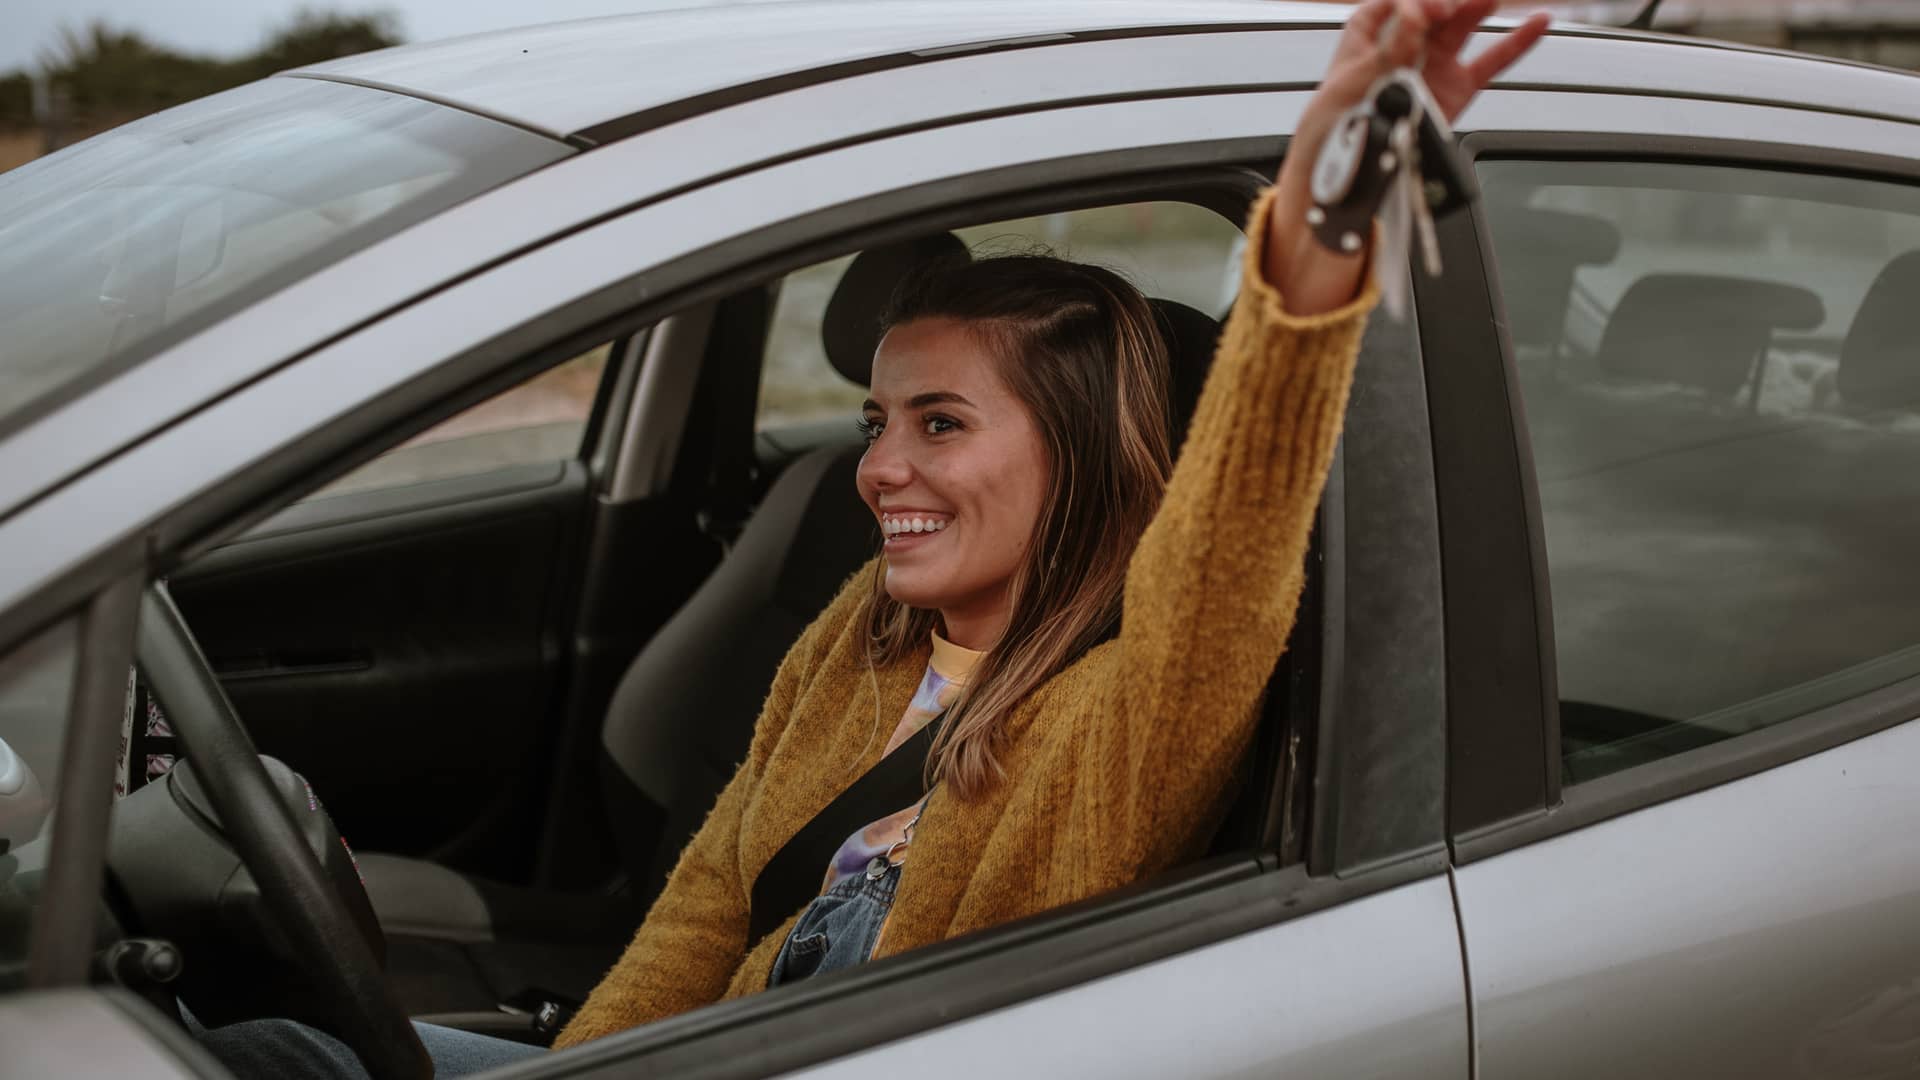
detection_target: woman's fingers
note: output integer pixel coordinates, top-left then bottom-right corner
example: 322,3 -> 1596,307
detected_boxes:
1465,12 -> 1551,87
1376,0 -> 1437,70
1344,0 -> 1404,48
1429,0 -> 1497,58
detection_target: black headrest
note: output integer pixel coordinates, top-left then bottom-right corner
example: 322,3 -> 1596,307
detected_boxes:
1839,249 -> 1920,412
822,232 -> 970,386
1597,273 -> 1823,396
1152,299 -> 1223,449
818,235 -> 1222,444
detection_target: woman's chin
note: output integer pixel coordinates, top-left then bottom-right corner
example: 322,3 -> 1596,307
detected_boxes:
880,565 -> 947,610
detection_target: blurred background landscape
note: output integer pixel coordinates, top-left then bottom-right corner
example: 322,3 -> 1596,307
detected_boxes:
3,0 -> 1917,175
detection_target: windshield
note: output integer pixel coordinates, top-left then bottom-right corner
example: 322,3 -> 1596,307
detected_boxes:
0,77 -> 569,439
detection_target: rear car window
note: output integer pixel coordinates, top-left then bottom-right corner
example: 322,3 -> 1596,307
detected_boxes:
1480,160 -> 1920,784
0,77 -> 568,440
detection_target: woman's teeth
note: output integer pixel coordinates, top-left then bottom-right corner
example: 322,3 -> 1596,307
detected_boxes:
883,516 -> 948,537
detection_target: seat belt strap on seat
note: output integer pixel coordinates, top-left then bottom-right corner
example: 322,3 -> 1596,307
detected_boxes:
747,717 -> 942,944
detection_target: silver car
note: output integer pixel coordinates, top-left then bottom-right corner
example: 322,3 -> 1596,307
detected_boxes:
3,2 -> 1919,1077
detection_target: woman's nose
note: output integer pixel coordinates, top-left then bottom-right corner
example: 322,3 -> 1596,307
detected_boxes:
857,431 -> 912,492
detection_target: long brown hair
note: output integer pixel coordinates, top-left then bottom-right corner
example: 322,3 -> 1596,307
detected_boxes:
864,252 -> 1175,800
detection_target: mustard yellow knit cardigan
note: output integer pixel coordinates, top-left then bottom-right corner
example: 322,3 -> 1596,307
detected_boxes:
553,187 -> 1377,1048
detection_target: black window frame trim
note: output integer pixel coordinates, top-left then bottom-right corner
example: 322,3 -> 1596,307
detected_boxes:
1445,128 -> 1920,864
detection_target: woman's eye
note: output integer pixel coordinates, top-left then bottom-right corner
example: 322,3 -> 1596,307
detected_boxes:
924,414 -> 960,435
855,416 -> 884,441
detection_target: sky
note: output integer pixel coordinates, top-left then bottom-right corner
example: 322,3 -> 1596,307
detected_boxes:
0,0 -> 751,73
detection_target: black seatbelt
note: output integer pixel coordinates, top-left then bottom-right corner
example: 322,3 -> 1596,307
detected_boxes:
747,717 -> 942,945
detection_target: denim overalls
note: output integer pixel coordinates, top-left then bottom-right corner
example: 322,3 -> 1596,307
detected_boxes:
768,794 -> 930,986
767,857 -> 903,986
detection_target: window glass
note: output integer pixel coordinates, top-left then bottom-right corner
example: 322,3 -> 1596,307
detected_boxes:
0,78 -> 567,437
1481,160 -> 1920,784
758,201 -> 1245,430
309,342 -> 611,499
0,617 -> 80,986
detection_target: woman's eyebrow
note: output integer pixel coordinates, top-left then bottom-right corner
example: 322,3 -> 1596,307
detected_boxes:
861,391 -> 977,412
907,391 -> 975,409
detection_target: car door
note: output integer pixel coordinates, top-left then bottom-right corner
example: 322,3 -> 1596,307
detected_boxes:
1433,104 -> 1920,1076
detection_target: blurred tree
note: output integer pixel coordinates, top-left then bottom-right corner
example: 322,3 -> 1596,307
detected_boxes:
239,10 -> 404,80
0,72 -> 30,128
8,9 -> 402,131
38,21 -> 230,115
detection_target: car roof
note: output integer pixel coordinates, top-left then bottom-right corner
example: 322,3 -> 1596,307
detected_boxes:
274,0 -> 1363,143
286,0 -> 1920,145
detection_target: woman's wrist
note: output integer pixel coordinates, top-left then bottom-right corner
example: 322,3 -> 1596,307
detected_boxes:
1260,153 -> 1370,317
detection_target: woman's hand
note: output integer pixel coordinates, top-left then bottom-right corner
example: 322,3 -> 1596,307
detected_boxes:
1263,0 -> 1549,314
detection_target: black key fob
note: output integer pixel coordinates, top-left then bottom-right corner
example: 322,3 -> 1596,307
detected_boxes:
1307,81 -> 1409,254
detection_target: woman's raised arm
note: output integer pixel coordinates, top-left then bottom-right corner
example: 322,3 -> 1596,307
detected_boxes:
1065,0 -> 1545,888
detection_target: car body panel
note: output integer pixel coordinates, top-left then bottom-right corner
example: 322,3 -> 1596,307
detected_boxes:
288,0 -> 1343,139
289,0 -> 1919,142
1454,716 -> 1920,1077
787,876 -> 1468,1080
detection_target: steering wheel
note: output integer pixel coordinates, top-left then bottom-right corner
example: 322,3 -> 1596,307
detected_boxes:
136,585 -> 430,1080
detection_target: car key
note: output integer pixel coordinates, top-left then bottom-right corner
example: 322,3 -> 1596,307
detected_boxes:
1305,29 -> 1478,317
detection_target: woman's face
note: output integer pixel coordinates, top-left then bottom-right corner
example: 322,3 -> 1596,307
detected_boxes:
857,316 -> 1050,648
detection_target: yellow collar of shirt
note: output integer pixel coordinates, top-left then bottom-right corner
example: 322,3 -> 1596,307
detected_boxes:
929,631 -> 983,685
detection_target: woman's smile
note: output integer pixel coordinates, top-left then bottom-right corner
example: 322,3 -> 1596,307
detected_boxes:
880,510 -> 951,549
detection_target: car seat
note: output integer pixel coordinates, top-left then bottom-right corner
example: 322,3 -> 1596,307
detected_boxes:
359,232 -> 1231,1022
1596,273 -> 1824,398
1837,249 -> 1920,412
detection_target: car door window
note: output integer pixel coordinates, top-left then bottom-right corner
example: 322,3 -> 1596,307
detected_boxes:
757,201 -> 1246,431
307,341 -> 612,499
1480,160 -> 1920,784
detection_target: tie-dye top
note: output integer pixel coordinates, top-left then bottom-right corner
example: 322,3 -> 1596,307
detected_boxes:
820,633 -> 981,899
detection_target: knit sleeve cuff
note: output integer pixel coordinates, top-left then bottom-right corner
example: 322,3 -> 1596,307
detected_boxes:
1236,185 -> 1381,331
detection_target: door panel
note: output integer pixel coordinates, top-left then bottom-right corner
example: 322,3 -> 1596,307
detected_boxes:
790,877 -> 1469,1080
1456,718 -> 1920,1078
168,461 -> 589,877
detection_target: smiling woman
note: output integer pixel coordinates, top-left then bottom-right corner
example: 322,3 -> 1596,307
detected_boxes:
857,255 -> 1173,794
